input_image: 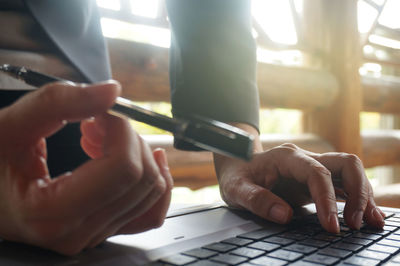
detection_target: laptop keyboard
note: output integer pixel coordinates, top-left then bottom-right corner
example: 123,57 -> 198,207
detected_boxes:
153,211 -> 400,265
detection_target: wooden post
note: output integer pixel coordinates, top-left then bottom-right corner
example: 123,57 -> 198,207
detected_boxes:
302,0 -> 363,156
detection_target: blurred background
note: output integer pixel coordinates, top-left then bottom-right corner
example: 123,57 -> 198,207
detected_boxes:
96,0 -> 400,207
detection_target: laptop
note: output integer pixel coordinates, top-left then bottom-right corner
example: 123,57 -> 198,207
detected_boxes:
1,202 -> 400,265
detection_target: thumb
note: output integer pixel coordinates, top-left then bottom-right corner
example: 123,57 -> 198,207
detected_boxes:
235,180 -> 293,224
2,80 -> 120,145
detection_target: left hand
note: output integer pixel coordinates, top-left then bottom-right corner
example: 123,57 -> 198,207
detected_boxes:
214,124 -> 385,234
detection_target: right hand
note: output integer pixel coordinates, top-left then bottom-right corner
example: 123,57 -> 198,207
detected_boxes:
0,80 -> 173,255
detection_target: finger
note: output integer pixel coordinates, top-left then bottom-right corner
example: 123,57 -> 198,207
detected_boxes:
81,118 -> 105,147
310,153 -> 371,230
3,80 -> 120,146
80,137 -> 103,159
227,177 -> 293,224
363,182 -> 385,228
276,146 -> 339,233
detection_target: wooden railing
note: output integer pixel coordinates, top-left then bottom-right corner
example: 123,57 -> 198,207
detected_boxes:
101,0 -> 400,189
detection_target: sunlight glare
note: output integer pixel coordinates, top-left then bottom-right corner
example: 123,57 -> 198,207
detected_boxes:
252,0 -> 298,45
131,0 -> 159,19
96,0 -> 120,10
369,34 -> 400,49
357,0 -> 378,33
378,0 -> 400,29
101,18 -> 170,48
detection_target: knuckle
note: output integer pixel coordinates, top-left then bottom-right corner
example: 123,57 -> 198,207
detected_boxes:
38,85 -> 62,105
342,153 -> 362,167
247,188 -> 265,212
310,164 -> 331,178
153,176 -> 167,195
279,143 -> 298,150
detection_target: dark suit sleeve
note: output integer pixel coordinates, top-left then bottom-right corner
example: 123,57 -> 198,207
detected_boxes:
166,0 -> 260,151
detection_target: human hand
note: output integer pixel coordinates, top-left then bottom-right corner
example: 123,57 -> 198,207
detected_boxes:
0,81 -> 173,255
214,124 -> 385,234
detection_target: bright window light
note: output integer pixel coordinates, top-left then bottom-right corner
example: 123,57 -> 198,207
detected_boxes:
357,0 -> 378,33
131,0 -> 159,19
252,0 -> 298,45
359,62 -> 382,77
96,0 -> 120,10
369,34 -> 400,49
378,0 -> 400,29
257,48 -> 303,66
101,18 -> 170,48
370,0 -> 385,5
293,0 -> 303,14
363,44 -> 374,54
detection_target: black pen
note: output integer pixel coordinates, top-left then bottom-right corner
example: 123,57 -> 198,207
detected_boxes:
0,64 -> 254,160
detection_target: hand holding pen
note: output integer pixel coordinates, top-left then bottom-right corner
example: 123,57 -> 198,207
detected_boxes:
0,78 -> 174,255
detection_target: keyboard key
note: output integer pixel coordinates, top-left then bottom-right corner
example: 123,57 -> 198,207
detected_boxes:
188,260 -> 225,266
203,242 -> 236,253
247,241 -> 280,252
361,228 -> 390,236
384,225 -> 398,232
390,253 -> 400,263
280,231 -> 308,241
299,238 -> 330,248
222,237 -> 253,246
318,247 -> 352,259
230,247 -> 264,258
183,248 -> 217,259
284,244 -> 317,255
387,234 -> 400,242
384,212 -> 395,218
342,237 -> 373,246
264,236 -> 295,246
290,261 -> 321,266
303,253 -> 339,265
378,239 -> 400,247
313,233 -> 342,243
249,256 -> 287,266
344,255 -> 380,266
331,242 -> 363,252
367,243 -> 399,254
356,250 -> 390,261
238,227 -> 286,240
384,220 -> 400,227
159,254 -> 197,265
352,232 -> 381,241
210,254 -> 247,265
268,249 -> 303,262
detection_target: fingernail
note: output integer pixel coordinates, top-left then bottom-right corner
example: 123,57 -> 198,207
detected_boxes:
372,207 -> 385,225
269,204 -> 289,223
328,213 -> 340,233
352,211 -> 364,229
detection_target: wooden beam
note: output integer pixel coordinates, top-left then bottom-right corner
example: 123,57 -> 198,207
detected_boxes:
257,63 -> 338,110
107,38 -> 171,102
302,0 -> 363,156
362,130 -> 400,168
363,75 -> 400,113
